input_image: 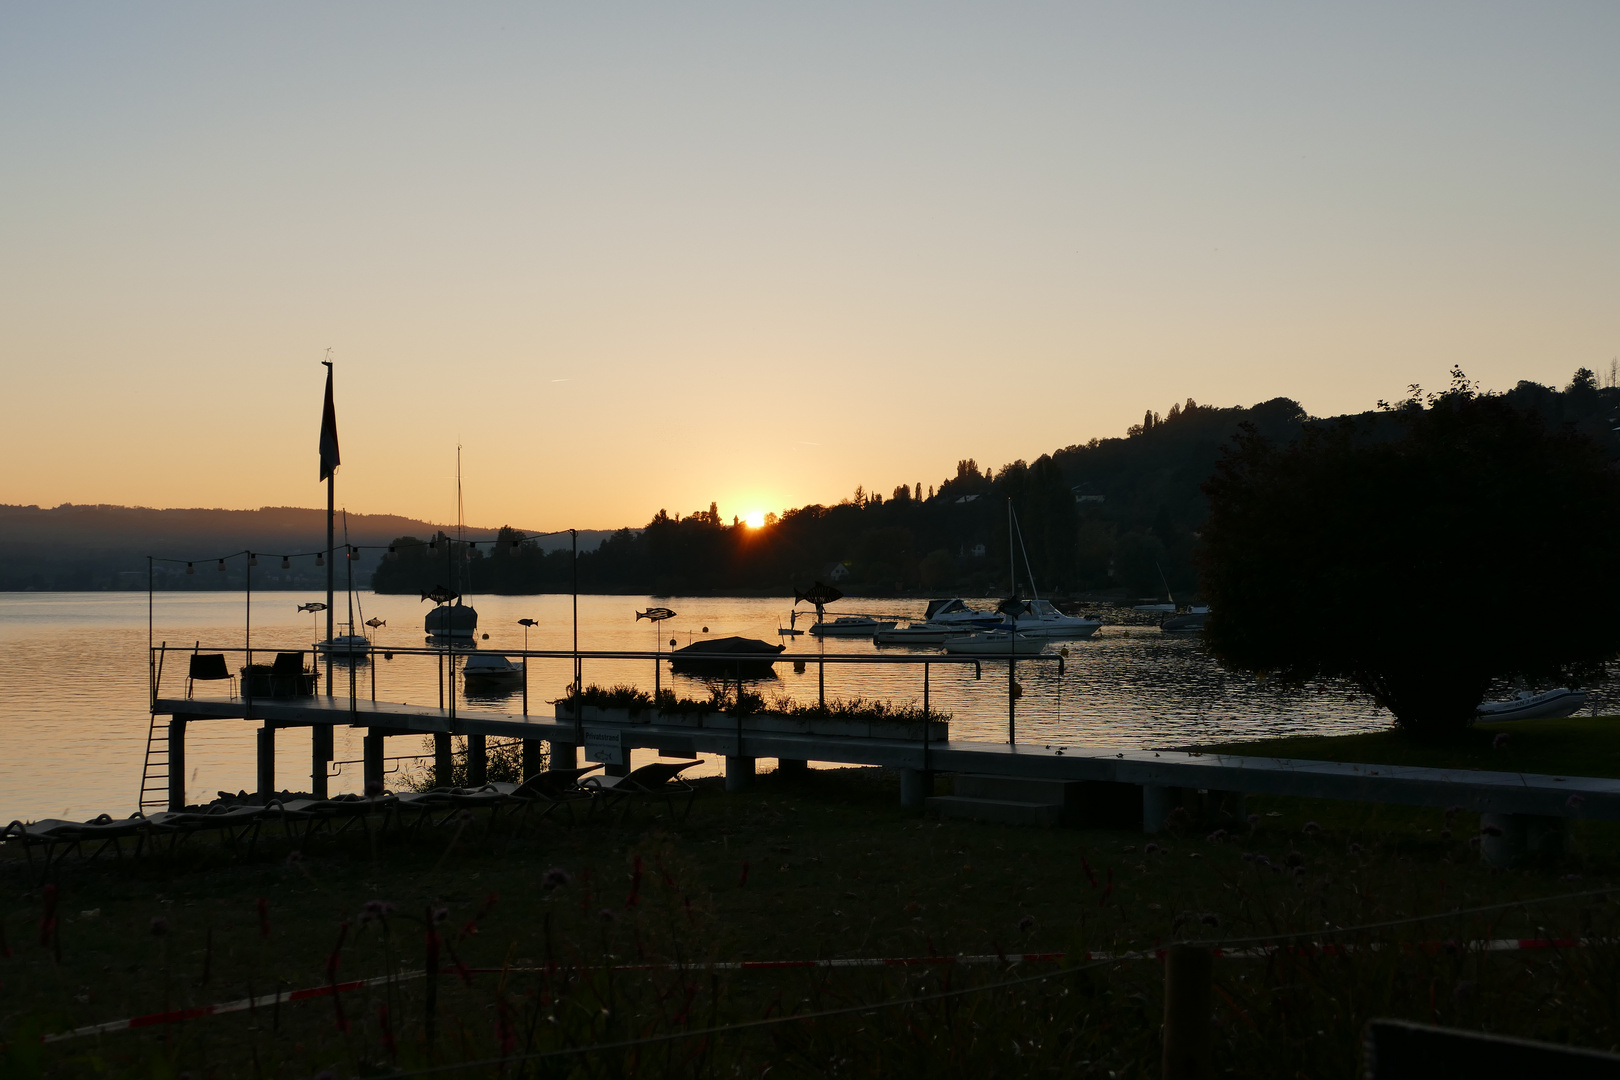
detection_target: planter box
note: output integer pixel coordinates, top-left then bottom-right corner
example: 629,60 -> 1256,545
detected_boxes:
556,705 -> 947,743
240,665 -> 319,698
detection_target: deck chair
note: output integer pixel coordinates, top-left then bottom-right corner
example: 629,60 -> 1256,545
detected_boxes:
495,765 -> 603,828
186,651 -> 236,699
582,760 -> 699,823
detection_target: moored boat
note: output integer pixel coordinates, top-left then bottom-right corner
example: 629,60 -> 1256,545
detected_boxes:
1476,688 -> 1588,722
462,653 -> 524,684
941,632 -> 1049,658
808,616 -> 898,637
1005,599 -> 1103,639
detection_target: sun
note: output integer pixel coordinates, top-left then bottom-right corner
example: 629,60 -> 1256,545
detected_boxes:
744,510 -> 766,528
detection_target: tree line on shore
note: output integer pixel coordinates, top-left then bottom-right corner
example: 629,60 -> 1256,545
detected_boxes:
371,368 -> 1620,600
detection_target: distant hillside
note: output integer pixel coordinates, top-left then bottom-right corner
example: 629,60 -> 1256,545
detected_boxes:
369,369 -> 1620,600
0,505 -> 613,590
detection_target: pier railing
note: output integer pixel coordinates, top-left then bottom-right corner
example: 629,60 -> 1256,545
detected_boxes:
150,641 -> 1068,741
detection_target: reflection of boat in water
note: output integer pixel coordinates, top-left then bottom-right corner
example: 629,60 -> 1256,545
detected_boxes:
1007,599 -> 1103,639
463,653 -> 524,686
1159,606 -> 1210,633
669,636 -> 786,677
941,632 -> 1049,658
1476,688 -> 1587,722
808,616 -> 898,638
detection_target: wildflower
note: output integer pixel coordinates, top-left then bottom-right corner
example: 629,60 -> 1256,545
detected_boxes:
1468,836 -> 1482,848
1347,843 -> 1362,855
598,908 -> 617,924
1253,855 -> 1271,868
1144,843 -> 1161,855
541,868 -> 572,891
1481,824 -> 1504,838
1284,851 -> 1304,868
1206,829 -> 1227,843
1246,814 -> 1261,826
1453,980 -> 1475,1004
1492,733 -> 1509,749
431,906 -> 449,924
1445,805 -> 1462,816
1293,866 -> 1306,877
1302,821 -> 1321,835
1240,851 -> 1254,862
149,917 -> 169,937
1018,915 -> 1035,933
284,850 -> 303,866
360,900 -> 394,923
1200,912 -> 1220,928
364,779 -> 385,797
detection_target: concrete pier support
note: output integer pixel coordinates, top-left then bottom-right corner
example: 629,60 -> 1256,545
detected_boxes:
1480,813 -> 1566,867
434,733 -> 453,787
1143,785 -> 1182,833
522,739 -> 543,780
312,725 -> 332,800
900,768 -> 933,809
363,731 -> 386,791
777,758 -> 809,776
550,741 -> 578,770
168,718 -> 187,812
257,724 -> 275,802
467,734 -> 487,787
725,755 -> 756,792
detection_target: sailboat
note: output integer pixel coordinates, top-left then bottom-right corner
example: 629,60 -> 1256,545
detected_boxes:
997,506 -> 1103,640
425,449 -> 479,641
316,509 -> 371,657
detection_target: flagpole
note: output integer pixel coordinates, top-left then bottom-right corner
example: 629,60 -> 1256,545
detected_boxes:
326,470 -> 335,696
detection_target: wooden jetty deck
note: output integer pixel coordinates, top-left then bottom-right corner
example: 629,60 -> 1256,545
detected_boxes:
154,690 -> 1620,867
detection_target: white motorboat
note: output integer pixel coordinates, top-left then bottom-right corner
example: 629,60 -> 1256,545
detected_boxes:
875,623 -> 973,645
942,631 -> 1049,658
808,616 -> 898,637
922,598 -> 1004,631
462,653 -> 524,684
1005,599 -> 1103,639
1476,688 -> 1588,722
315,627 -> 371,657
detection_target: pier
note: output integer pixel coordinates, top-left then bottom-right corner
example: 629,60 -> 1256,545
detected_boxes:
148,643 -> 1620,866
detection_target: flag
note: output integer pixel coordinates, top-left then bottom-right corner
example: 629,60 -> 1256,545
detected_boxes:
319,362 -> 340,481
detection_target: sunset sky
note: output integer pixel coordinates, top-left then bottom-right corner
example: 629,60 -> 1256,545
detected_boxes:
3,4 -> 1616,532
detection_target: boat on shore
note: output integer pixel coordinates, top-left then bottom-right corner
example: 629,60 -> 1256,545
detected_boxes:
1476,688 -> 1588,722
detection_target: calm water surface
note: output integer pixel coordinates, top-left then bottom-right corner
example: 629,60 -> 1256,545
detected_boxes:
4,592 -> 1606,822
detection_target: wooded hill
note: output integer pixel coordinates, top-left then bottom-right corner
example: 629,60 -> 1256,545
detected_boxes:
371,369 -> 1620,600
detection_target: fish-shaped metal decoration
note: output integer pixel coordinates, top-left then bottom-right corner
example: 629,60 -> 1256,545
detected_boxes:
793,582 -> 844,608
997,596 -> 1032,619
636,607 -> 677,622
518,618 -> 539,628
296,602 -> 328,613
421,586 -> 460,605
365,618 -> 385,629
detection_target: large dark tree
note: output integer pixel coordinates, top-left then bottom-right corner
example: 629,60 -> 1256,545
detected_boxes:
1199,374 -> 1620,735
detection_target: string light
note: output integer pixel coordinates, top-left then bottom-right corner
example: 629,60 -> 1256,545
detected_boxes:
509,538 -> 521,556
186,562 -> 194,575
349,546 -> 360,561
248,552 -> 257,567
217,559 -> 226,572
316,552 -> 325,567
281,556 -> 290,570
387,544 -> 397,560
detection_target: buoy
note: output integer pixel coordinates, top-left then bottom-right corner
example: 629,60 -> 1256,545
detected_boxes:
793,660 -> 806,673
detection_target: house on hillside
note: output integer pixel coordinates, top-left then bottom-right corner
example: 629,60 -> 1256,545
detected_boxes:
1071,483 -> 1106,505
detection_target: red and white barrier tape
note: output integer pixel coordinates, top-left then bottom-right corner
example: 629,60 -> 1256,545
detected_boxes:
40,937 -> 1592,1044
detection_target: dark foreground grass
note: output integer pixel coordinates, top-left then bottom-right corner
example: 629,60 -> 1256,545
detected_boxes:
3,766 -> 1620,1079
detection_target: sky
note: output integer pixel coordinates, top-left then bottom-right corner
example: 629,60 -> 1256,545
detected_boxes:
2,3 -> 1617,532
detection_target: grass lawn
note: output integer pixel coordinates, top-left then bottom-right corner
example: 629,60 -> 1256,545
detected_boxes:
1205,715 -> 1620,778
4,765 -> 1620,1079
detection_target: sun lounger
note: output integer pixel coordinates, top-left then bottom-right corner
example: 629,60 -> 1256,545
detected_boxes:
582,761 -> 699,822
495,765 -> 604,827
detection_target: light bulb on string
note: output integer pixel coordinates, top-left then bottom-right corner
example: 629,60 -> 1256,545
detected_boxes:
248,552 -> 257,567
281,556 -> 290,570
316,552 -> 325,567
186,562 -> 194,575
217,559 -> 226,572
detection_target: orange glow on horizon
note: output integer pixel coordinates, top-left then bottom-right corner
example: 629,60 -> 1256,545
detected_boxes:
743,511 -> 766,528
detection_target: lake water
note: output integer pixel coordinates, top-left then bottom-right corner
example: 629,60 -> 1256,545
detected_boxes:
4,591 -> 1606,823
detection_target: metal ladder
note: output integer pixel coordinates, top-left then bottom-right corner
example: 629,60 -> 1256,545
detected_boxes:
137,714 -> 170,812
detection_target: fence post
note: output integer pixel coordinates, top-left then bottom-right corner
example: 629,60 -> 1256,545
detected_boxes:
1163,944 -> 1213,1080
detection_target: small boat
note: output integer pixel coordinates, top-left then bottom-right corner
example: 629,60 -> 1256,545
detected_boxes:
462,653 -> 524,684
808,616 -> 898,637
875,623 -> 973,645
1476,688 -> 1588,722
315,625 -> 371,657
670,636 -> 786,677
942,632 -> 1049,658
426,600 -> 478,640
1160,606 -> 1210,634
1133,602 -> 1177,614
1005,599 -> 1103,639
